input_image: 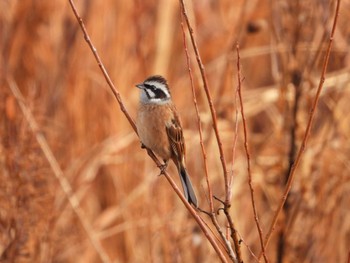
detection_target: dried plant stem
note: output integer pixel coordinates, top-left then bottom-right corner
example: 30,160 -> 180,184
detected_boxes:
228,55 -> 242,263
223,207 -> 243,262
236,44 -> 268,263
229,86 -> 240,204
179,0 -> 230,202
259,0 -> 341,258
210,213 -> 238,263
7,78 -> 111,263
146,150 -> 228,263
179,4 -> 243,262
67,0 -> 227,261
67,0 -> 137,134
179,12 -> 214,214
179,17 -> 231,259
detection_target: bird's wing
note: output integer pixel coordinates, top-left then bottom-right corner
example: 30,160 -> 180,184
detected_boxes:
166,110 -> 186,162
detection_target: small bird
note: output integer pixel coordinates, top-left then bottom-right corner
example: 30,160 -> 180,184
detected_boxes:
136,75 -> 198,207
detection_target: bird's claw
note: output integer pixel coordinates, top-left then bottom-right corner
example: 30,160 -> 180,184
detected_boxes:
157,161 -> 169,176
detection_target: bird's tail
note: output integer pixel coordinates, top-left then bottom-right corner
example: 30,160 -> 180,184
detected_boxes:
178,164 -> 198,207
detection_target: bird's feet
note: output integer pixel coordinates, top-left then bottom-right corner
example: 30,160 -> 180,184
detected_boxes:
140,142 -> 146,149
158,161 -> 169,176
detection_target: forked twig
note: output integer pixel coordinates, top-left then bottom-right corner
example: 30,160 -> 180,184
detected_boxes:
179,13 -> 236,260
67,0 -> 227,261
258,0 -> 341,259
236,44 -> 268,263
179,2 -> 245,262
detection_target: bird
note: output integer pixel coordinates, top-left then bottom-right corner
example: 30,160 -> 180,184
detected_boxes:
135,75 -> 198,207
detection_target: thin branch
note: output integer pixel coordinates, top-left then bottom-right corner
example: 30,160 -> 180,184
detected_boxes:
238,235 -> 259,262
179,9 -> 214,215
259,0 -> 341,258
236,44 -> 268,263
227,46 -> 242,263
179,2 -> 246,262
67,0 -> 227,261
179,4 -> 243,263
179,0 -> 230,202
229,81 -> 240,206
210,213 -> 238,263
160,158 -> 228,263
223,207 -> 243,263
7,78 -> 111,263
67,0 -> 137,134
179,16 -> 234,259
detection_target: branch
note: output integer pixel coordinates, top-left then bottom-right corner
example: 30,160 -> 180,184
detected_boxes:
259,0 -> 341,258
179,0 -> 230,202
236,44 -> 268,263
179,7 -> 214,215
179,3 -> 243,262
67,0 -> 227,261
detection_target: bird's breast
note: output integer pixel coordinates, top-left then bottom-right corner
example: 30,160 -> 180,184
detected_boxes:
136,103 -> 174,161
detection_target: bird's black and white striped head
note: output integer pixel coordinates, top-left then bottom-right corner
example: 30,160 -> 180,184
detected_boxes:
136,75 -> 171,104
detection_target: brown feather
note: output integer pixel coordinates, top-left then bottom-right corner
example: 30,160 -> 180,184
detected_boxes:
136,77 -> 198,206
166,114 -> 186,166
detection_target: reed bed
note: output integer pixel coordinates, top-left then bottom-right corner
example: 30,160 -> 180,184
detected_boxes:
1,0 -> 349,262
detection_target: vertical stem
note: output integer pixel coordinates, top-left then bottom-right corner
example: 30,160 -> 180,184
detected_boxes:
259,0 -> 341,259
179,0 -> 229,201
236,44 -> 269,263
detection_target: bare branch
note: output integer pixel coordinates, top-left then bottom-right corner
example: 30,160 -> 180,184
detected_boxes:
236,44 -> 269,263
66,0 -> 227,261
179,8 -> 214,215
259,0 -> 341,258
179,0 -> 230,202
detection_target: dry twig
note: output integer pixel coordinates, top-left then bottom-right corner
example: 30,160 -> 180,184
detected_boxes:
179,0 -> 230,201
67,0 -> 227,261
259,0 -> 341,258
179,7 -> 214,216
179,1 -> 245,262
236,44 -> 268,263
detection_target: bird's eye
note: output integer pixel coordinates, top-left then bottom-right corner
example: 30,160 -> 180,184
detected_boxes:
144,84 -> 154,90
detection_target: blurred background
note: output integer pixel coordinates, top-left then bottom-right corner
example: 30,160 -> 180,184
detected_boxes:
1,0 -> 349,262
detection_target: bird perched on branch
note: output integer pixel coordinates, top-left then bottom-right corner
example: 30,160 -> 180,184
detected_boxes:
136,75 -> 198,207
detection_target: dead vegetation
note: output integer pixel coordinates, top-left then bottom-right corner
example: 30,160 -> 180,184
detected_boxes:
1,0 -> 349,262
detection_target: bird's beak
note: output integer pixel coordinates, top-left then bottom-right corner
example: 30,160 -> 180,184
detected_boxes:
136,83 -> 144,89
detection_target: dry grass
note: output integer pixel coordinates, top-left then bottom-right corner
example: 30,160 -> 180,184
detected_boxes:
1,0 -> 350,262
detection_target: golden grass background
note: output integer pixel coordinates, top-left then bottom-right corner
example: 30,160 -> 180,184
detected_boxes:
1,0 -> 349,262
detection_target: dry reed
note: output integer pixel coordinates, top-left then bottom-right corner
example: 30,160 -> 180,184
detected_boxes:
1,0 -> 349,262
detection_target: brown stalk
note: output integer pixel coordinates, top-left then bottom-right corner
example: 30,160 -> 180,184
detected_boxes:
67,0 -> 227,261
145,151 -> 228,263
235,44 -> 268,263
179,16 -> 235,260
179,10 -> 214,216
179,3 -> 243,262
223,205 -> 243,262
210,211 -> 238,262
227,49 -> 242,263
179,0 -> 230,202
7,78 -> 111,263
258,0 -> 341,258
229,79 -> 240,206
